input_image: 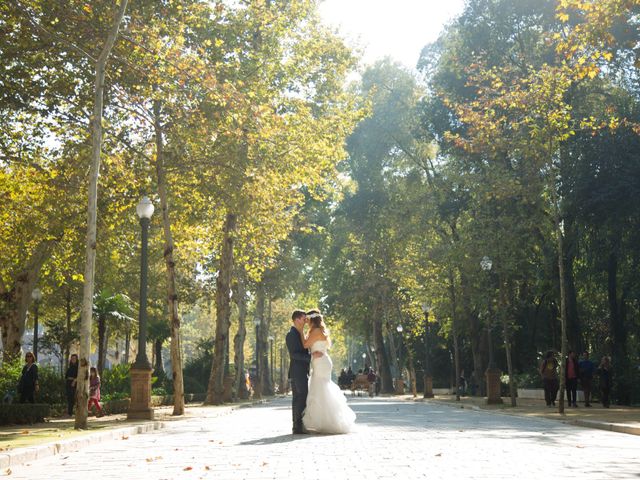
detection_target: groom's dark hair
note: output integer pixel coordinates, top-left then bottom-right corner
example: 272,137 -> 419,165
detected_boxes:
292,310 -> 306,321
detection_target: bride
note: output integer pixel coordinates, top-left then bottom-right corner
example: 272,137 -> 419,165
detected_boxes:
302,310 -> 356,434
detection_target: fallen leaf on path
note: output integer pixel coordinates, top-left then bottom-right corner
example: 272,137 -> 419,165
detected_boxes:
121,435 -> 129,440
435,453 -> 442,457
20,430 -> 30,435
261,462 -> 268,467
183,466 -> 193,471
4,468 -> 11,475
576,445 -> 584,448
204,466 -> 210,471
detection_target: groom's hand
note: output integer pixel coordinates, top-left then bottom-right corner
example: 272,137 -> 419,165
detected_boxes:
312,351 -> 323,359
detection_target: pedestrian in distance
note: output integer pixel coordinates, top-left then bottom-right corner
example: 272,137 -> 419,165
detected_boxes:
539,350 -> 559,407
65,354 -> 78,416
579,351 -> 595,407
18,351 -> 39,404
597,356 -> 612,408
88,367 -> 103,416
565,350 -> 580,407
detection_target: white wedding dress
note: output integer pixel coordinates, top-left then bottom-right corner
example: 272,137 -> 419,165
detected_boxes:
303,340 -> 356,434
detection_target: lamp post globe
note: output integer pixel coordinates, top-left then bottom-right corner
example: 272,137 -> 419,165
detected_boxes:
396,324 -> 403,333
136,196 -> 155,220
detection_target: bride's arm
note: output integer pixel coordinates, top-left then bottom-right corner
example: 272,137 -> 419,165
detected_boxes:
303,329 -> 320,349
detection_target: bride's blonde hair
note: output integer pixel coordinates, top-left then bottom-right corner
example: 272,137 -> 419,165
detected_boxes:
307,309 -> 329,338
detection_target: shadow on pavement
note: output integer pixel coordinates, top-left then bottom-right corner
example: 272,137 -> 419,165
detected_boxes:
239,433 -> 316,445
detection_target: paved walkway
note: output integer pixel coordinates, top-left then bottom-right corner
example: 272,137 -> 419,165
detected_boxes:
4,396 -> 640,479
414,394 -> 640,435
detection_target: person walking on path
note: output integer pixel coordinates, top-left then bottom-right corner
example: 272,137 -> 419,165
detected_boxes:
565,351 -> 580,407
88,367 -> 103,416
579,351 -> 595,407
18,352 -> 39,403
597,356 -> 612,408
540,350 -> 559,407
65,354 -> 78,416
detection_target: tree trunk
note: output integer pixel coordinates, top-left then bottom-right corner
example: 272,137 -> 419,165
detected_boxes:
469,311 -> 487,396
259,297 -> 273,396
607,250 -> 630,404
563,216 -> 582,353
153,98 -> 185,415
0,239 -> 58,361
97,316 -> 106,376
233,274 -> 249,400
556,218 -> 568,415
448,268 -> 461,401
124,328 -> 130,364
64,284 -> 72,371
253,284 -> 264,399
407,348 -> 417,397
75,0 -> 129,430
205,213 -> 237,405
501,279 -> 516,407
154,338 -> 164,374
373,307 -> 393,393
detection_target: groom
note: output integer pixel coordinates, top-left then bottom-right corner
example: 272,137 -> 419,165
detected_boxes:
286,309 -> 322,434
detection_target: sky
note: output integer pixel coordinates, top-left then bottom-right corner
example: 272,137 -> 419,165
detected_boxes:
318,0 -> 466,70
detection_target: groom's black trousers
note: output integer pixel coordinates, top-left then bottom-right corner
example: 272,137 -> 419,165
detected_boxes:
291,375 -> 308,429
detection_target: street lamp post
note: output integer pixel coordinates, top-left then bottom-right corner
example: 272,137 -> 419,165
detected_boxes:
395,325 -> 405,394
422,303 -> 434,398
481,256 -> 503,405
128,196 -> 155,420
31,288 -> 42,360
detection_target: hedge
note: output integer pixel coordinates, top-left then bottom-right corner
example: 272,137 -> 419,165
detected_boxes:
0,403 -> 50,425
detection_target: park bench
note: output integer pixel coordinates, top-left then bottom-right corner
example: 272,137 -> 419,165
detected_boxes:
350,374 -> 372,397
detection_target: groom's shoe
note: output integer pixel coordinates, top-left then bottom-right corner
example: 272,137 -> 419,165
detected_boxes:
292,422 -> 308,434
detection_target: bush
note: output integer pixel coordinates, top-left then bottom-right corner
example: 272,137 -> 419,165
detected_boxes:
0,403 -> 50,425
151,369 -> 173,394
0,360 -> 64,405
101,363 -> 130,397
183,339 -> 213,394
509,370 -> 543,389
0,359 -> 23,400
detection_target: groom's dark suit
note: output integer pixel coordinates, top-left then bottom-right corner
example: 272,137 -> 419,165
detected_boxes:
286,326 -> 310,433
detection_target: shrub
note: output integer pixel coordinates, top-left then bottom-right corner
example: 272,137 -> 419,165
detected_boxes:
101,363 -> 130,397
0,404 -> 50,425
183,338 -> 213,394
0,359 -> 23,400
0,360 -> 64,405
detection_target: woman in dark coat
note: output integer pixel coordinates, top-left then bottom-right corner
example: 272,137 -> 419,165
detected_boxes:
65,354 -> 79,415
18,351 -> 39,403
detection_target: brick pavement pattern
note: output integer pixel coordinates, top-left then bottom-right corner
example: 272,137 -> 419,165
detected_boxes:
5,396 -> 640,479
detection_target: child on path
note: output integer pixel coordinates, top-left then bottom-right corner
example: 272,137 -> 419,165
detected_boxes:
88,367 -> 103,416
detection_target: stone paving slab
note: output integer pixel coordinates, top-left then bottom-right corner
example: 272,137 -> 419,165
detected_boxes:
0,401 -> 263,472
4,396 -> 640,480
411,394 -> 640,436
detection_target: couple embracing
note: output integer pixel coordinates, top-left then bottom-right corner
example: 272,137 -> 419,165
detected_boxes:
286,309 -> 356,435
